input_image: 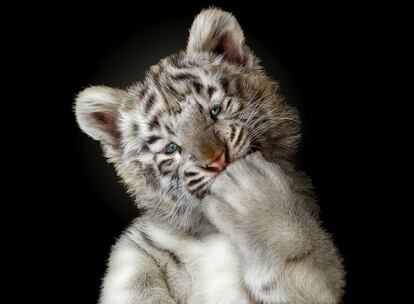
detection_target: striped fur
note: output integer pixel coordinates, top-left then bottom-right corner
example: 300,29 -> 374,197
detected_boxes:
75,7 -> 344,304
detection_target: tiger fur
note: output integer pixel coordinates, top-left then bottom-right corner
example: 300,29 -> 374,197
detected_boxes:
75,8 -> 345,304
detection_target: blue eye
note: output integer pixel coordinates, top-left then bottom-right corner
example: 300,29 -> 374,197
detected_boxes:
165,143 -> 178,154
210,105 -> 221,118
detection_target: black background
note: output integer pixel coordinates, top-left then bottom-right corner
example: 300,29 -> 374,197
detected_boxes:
7,1 -> 399,303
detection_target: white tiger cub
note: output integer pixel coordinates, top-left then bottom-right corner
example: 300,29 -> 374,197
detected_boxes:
75,8 -> 345,304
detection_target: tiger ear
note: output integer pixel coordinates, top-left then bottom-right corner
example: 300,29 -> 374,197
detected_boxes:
75,86 -> 126,147
186,8 -> 256,69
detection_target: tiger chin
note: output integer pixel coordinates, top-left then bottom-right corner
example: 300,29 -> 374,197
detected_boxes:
75,7 -> 345,304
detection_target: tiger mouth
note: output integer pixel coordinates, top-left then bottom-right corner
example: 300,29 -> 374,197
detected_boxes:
204,145 -> 259,176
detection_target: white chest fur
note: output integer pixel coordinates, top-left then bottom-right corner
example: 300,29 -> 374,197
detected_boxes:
147,224 -> 250,304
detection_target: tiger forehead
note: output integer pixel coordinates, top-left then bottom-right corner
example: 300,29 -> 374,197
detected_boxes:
125,51 -> 241,103
155,66 -> 223,97
134,65 -> 226,114
123,52 -> 244,134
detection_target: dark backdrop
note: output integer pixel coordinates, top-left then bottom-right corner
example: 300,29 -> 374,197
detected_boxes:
8,1 -> 395,303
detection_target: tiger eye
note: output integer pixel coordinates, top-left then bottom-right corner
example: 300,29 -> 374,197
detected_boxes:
210,105 -> 221,118
165,143 -> 178,154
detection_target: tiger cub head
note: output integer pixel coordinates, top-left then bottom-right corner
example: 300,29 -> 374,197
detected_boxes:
75,8 -> 300,231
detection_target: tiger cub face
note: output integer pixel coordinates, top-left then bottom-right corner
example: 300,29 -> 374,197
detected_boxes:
75,8 -> 299,226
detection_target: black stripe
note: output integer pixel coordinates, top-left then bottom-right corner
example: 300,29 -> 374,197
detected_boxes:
132,123 -> 139,136
158,158 -> 174,172
167,251 -> 182,266
184,171 -> 198,177
173,72 -> 198,82
192,81 -> 203,95
187,177 -> 204,187
169,55 -> 183,68
225,98 -> 233,111
191,183 -> 210,199
165,125 -> 175,136
165,83 -> 179,96
144,93 -> 156,113
196,188 -> 210,199
169,52 -> 187,69
190,182 -> 207,195
234,129 -> 244,148
220,77 -> 229,92
172,104 -> 182,115
141,230 -> 153,244
229,125 -> 236,142
170,171 -> 179,182
196,100 -> 204,113
160,170 -> 171,176
148,115 -> 160,130
207,86 -> 216,98
141,143 -> 149,153
138,86 -> 148,100
234,77 -> 243,92
146,135 -> 161,145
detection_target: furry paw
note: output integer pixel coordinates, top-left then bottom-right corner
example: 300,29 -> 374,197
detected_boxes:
202,152 -> 290,239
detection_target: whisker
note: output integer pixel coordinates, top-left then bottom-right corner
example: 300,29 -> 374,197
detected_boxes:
237,88 -> 261,120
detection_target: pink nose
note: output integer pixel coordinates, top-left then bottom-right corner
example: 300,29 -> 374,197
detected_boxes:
205,152 -> 228,172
